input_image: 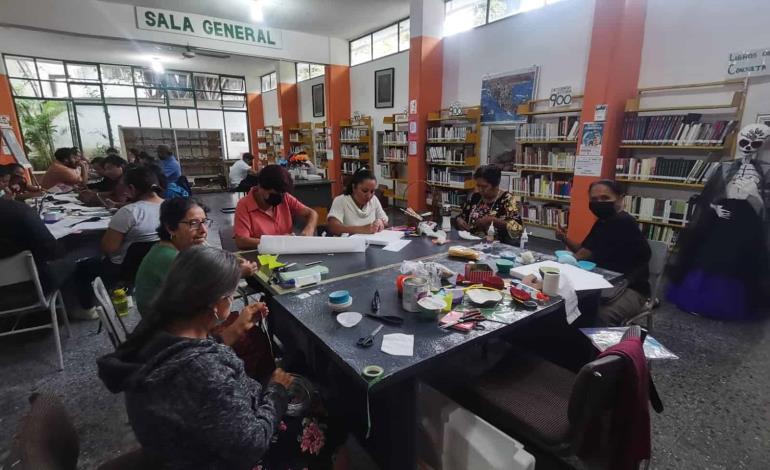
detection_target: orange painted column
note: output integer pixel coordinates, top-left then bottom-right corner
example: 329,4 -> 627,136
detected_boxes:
407,1 -> 443,212
0,74 -> 23,165
247,92 -> 265,170
568,0 -> 648,242
277,82 -> 299,159
325,64 -> 351,196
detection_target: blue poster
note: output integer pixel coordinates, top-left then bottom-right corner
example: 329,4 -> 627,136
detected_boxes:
480,67 -> 538,123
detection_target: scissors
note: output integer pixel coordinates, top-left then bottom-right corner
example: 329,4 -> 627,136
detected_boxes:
365,290 -> 404,325
357,324 -> 384,348
440,310 -> 487,330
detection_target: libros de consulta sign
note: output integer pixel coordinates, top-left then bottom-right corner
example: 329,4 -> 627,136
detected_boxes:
135,7 -> 282,49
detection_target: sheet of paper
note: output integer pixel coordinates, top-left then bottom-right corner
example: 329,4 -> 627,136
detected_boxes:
259,235 -> 366,254
382,239 -> 411,252
510,260 -> 613,291
351,230 -> 405,246
46,216 -> 110,239
381,333 -> 414,356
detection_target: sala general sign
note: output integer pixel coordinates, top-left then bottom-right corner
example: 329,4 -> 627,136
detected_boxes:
136,7 -> 282,49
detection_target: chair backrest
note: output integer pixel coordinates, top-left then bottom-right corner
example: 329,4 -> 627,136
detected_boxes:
0,251 -> 46,313
92,277 -> 127,348
4,393 -> 79,470
218,225 -> 239,253
647,240 -> 669,298
121,241 -> 157,286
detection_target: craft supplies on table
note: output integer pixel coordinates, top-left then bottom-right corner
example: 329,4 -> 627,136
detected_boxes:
402,277 -> 430,313
350,230 -> 405,246
381,333 -> 414,356
259,235 -> 367,254
511,260 -> 613,291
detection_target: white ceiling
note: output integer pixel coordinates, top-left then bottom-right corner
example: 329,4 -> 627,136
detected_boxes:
101,0 -> 410,39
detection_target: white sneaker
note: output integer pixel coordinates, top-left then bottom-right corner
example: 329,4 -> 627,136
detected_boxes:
70,306 -> 99,321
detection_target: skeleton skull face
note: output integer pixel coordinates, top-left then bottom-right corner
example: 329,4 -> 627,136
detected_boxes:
737,123 -> 770,158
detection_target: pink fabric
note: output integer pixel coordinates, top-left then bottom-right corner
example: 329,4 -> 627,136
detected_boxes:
233,189 -> 308,240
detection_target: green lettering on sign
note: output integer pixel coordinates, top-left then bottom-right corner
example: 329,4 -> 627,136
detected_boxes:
144,11 -> 156,27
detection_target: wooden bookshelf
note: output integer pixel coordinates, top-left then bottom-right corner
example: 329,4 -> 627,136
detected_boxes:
427,180 -> 477,190
619,144 -> 726,150
339,116 -> 372,179
616,178 -> 705,190
517,95 -> 584,116
512,165 -> 574,174
518,140 -> 578,145
633,217 -> 688,229
312,122 -> 329,170
523,220 -> 558,230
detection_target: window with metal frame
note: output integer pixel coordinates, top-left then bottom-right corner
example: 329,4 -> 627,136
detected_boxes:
444,0 -> 568,36
296,62 -> 326,82
261,72 -> 277,92
349,17 -> 410,67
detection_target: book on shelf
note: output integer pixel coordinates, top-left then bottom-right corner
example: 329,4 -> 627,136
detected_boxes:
621,113 -> 738,146
427,146 -> 471,165
515,147 -> 576,169
428,167 -> 473,187
340,144 -> 363,158
383,131 -> 408,144
341,128 -> 369,140
511,175 -> 572,200
639,223 -> 679,247
383,148 -> 407,162
521,203 -> 569,228
616,157 -> 720,184
427,189 -> 469,207
514,117 -> 580,141
342,161 -> 365,174
622,196 -> 692,225
427,126 -> 469,141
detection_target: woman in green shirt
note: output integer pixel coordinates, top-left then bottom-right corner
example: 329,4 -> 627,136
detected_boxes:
134,198 -> 212,316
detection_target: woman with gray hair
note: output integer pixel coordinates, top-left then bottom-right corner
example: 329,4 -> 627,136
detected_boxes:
98,246 -> 345,469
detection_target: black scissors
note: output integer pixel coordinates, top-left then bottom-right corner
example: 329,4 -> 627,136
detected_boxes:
357,325 -> 383,348
365,290 -> 404,325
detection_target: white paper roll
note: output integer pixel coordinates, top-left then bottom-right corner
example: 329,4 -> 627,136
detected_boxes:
259,235 -> 367,254
542,272 -> 560,297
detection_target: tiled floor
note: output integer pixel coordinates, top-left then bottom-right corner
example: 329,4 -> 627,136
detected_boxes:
1,191 -> 768,469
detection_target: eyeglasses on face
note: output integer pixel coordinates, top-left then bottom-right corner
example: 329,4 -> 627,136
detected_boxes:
179,218 -> 213,230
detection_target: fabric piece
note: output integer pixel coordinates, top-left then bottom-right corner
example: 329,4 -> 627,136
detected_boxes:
107,200 -> 162,264
327,194 -> 388,227
458,191 -> 523,244
40,161 -> 82,190
582,211 -> 651,297
233,189 -> 309,241
158,156 -> 182,182
381,333 -> 414,356
667,270 -> 749,320
133,243 -> 179,316
597,287 -> 646,326
229,159 -> 252,187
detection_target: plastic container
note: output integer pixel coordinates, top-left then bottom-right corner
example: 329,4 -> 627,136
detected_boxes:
495,258 -> 515,276
111,288 -> 129,317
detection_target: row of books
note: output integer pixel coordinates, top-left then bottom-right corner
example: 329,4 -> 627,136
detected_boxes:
340,128 -> 369,140
639,223 -> 679,247
382,148 -> 407,162
514,118 -> 580,141
383,131 -> 408,144
289,132 -> 305,142
622,196 -> 691,225
314,142 -> 327,153
515,148 -> 576,170
521,204 -> 569,228
615,157 -> 720,184
290,145 -> 307,155
427,126 -> 470,141
428,168 -> 473,187
428,189 -> 469,207
621,114 -> 738,146
427,146 -> 471,165
342,161 -> 365,174
340,144 -> 365,157
510,175 -> 572,200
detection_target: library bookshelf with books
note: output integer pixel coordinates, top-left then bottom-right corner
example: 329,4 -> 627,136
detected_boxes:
617,79 -> 745,247
312,122 -> 329,171
288,122 -> 314,159
378,113 -> 409,205
511,97 -> 582,233
338,116 -> 372,178
425,106 -> 481,210
257,126 -> 282,165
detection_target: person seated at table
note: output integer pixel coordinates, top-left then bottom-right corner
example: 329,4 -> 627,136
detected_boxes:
40,147 -> 89,191
233,164 -> 318,250
98,245 -> 348,470
556,179 -> 651,326
80,155 -> 128,206
157,144 -> 182,183
73,166 -> 164,319
455,165 -> 523,243
327,168 -> 388,235
136,151 -> 156,167
230,152 -> 258,192
2,163 -> 42,200
90,157 -> 106,178
0,166 -> 13,200
126,148 -> 140,164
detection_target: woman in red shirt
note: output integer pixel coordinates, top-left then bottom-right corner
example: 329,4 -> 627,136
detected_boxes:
233,165 -> 318,250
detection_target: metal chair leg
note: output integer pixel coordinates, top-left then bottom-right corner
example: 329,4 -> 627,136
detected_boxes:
49,297 -> 64,371
57,292 -> 71,338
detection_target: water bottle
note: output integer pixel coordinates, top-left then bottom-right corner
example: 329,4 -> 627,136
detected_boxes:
111,288 -> 129,317
486,222 -> 496,242
520,228 -> 529,250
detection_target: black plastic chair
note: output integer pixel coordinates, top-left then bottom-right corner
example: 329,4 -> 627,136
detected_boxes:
120,241 -> 157,288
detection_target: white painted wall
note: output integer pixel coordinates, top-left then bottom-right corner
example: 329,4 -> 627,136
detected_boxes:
350,51 -> 410,184
0,27 -> 272,92
298,76 -> 326,123
262,90 -> 280,126
0,0 -> 333,64
441,0 -> 595,107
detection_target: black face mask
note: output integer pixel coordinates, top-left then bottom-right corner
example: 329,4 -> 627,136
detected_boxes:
589,201 -> 617,219
266,192 -> 284,207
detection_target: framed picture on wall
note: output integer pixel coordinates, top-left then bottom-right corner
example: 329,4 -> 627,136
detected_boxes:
375,68 -> 395,108
312,83 -> 325,117
757,113 -> 770,127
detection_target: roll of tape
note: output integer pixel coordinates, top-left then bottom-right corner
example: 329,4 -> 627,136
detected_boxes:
542,272 -> 560,297
362,365 -> 384,380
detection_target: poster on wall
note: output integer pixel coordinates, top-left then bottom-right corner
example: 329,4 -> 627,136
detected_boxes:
579,122 -> 604,156
480,66 -> 539,124
230,132 -> 245,142
375,68 -> 395,109
575,155 -> 603,177
312,83 -> 325,117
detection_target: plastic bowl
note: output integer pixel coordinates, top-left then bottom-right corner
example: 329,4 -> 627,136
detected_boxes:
417,296 -> 445,321
495,258 -> 515,275
328,290 -> 351,305
577,260 -> 597,271
554,250 -> 572,258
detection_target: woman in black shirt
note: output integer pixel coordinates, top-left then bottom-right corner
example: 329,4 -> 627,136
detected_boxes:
556,180 -> 651,326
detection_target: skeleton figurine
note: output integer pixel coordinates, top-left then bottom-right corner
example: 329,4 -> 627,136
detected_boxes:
711,123 -> 770,219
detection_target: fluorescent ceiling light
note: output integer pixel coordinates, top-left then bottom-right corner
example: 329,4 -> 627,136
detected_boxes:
251,0 -> 264,22
150,58 -> 164,73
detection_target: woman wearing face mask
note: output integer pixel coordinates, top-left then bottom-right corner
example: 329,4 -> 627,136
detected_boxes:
234,164 -> 319,250
455,165 -> 523,243
556,180 -> 651,326
326,168 -> 387,235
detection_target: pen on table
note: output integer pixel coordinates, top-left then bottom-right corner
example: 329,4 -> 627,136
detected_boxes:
305,261 -> 323,266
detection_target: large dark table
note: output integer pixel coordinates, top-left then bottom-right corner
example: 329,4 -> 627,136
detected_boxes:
256,239 -> 622,469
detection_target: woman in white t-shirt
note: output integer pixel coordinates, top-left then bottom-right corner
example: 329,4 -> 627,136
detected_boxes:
327,168 -> 388,235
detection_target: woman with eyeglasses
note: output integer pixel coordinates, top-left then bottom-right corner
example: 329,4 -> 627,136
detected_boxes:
99,246 -> 347,470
